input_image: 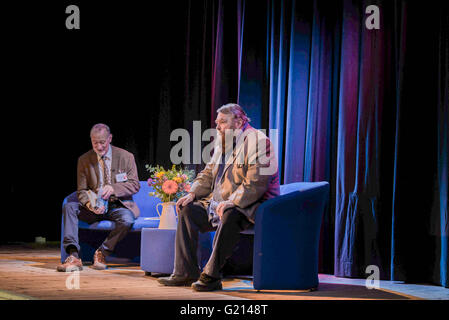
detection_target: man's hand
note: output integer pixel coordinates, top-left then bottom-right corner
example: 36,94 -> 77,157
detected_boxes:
86,202 -> 105,215
101,185 -> 114,200
176,192 -> 195,213
216,200 -> 235,219
93,206 -> 105,215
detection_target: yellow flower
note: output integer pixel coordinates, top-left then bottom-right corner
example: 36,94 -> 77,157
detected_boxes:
173,177 -> 183,184
156,172 -> 165,179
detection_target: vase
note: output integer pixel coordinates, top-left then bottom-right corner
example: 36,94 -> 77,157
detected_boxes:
156,202 -> 178,229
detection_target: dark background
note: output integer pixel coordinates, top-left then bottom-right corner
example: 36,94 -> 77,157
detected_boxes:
5,1 -> 204,243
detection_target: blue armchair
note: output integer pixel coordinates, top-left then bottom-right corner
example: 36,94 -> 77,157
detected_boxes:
252,181 -> 329,290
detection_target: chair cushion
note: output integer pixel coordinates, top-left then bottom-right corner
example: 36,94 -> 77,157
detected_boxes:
79,217 -> 160,230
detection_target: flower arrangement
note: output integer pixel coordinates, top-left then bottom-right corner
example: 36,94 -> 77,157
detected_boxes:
145,164 -> 195,203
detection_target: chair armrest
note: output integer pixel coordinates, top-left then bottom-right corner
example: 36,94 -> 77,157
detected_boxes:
254,183 -> 329,232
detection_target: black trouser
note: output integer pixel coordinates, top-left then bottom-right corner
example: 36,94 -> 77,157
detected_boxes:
62,202 -> 135,257
173,202 -> 252,279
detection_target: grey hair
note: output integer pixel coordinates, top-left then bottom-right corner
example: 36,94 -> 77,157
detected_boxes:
90,123 -> 111,136
217,103 -> 251,124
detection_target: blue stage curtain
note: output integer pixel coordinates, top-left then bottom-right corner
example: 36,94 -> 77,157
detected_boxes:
179,0 -> 447,286
434,11 -> 449,288
233,0 -> 448,286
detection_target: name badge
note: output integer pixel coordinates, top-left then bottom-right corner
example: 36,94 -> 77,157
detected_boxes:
115,172 -> 128,182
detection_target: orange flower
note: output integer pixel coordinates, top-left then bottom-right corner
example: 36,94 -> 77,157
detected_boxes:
162,180 -> 178,195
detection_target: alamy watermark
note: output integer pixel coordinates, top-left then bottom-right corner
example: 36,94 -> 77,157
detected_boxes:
65,267 -> 80,290
169,121 -> 279,176
65,5 -> 380,31
365,5 -> 380,30
65,5 -> 80,30
365,265 -> 380,289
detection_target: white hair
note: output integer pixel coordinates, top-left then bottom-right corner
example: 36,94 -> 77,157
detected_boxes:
90,123 -> 111,136
217,103 -> 251,124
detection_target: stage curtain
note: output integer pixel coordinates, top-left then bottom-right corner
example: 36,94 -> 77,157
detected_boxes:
194,0 -> 448,286
50,0 -> 445,286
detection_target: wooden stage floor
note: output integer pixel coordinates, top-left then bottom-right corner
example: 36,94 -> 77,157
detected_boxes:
0,245 -> 446,300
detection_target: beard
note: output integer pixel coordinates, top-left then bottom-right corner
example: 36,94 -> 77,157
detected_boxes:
218,130 -> 237,155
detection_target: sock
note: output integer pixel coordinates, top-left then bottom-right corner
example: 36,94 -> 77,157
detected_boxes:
98,246 -> 109,257
67,245 -> 79,259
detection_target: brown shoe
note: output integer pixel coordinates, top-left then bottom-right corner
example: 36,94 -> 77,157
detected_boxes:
157,275 -> 198,287
92,249 -> 107,270
57,255 -> 83,272
191,273 -> 222,292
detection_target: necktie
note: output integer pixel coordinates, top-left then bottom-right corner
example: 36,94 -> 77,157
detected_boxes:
97,156 -> 111,210
99,156 -> 111,186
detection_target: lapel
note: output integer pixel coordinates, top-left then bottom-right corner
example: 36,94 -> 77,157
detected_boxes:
110,145 -> 119,184
220,125 -> 252,183
211,145 -> 222,178
90,150 -> 100,188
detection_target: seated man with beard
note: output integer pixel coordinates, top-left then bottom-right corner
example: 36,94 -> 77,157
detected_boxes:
158,103 -> 280,291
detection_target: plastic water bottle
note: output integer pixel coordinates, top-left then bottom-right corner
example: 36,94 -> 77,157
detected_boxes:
97,187 -> 108,213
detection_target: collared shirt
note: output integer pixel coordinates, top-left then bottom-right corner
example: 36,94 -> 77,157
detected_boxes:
208,153 -> 226,226
97,146 -> 112,187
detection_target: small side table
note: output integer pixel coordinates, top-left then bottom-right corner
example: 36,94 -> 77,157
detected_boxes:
140,228 -> 214,275
140,228 -> 176,275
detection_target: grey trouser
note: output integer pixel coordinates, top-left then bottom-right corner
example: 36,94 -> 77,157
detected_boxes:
62,202 -> 135,257
173,202 -> 252,279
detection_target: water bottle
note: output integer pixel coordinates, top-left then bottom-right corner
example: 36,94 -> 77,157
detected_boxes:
97,187 -> 108,213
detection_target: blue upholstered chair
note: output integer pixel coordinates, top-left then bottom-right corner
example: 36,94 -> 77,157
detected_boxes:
252,181 -> 329,290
